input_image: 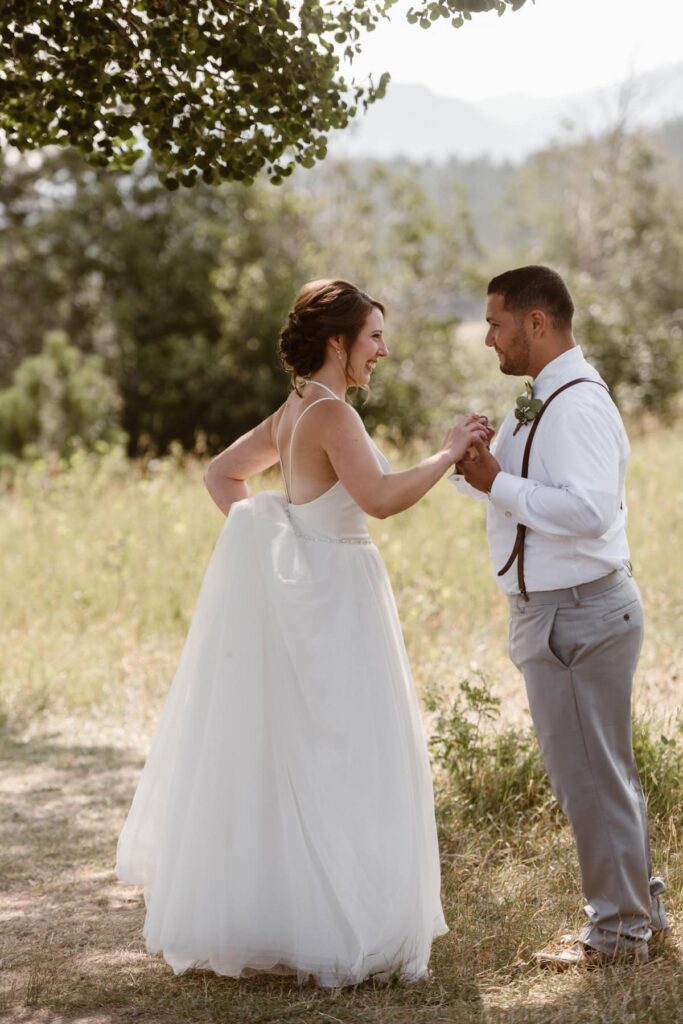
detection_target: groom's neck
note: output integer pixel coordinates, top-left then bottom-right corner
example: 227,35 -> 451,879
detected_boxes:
528,336 -> 577,379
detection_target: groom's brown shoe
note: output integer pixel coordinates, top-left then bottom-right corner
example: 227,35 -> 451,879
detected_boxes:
533,940 -> 649,970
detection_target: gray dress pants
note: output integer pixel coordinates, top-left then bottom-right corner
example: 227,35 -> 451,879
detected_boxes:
508,569 -> 668,955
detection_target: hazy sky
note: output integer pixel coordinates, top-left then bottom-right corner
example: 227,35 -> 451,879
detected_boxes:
350,0 -> 683,100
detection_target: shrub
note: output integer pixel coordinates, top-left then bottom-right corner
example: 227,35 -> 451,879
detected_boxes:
0,331 -> 124,459
427,678 -> 554,828
430,677 -> 683,831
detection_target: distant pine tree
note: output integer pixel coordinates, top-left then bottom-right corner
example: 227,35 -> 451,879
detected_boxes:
0,331 -> 124,459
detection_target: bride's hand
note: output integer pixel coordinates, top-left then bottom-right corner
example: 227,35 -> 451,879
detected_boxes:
463,413 -> 495,447
441,417 -> 491,466
459,414 -> 495,464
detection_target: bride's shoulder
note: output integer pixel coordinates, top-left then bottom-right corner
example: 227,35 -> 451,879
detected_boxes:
314,398 -> 364,430
295,399 -> 369,454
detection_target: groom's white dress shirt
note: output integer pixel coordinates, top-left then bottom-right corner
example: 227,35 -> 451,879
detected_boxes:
452,346 -> 632,595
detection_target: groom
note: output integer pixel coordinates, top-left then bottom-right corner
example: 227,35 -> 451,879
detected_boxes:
452,265 -> 668,968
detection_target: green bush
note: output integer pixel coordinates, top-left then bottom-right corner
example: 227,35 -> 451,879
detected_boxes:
427,678 -> 554,827
0,330 -> 124,460
507,132 -> 683,416
430,677 -> 683,830
0,152 -> 479,457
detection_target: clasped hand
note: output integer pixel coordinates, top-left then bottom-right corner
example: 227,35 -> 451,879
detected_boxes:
456,413 -> 501,494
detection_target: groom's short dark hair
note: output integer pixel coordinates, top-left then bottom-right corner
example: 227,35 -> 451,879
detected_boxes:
487,266 -> 574,329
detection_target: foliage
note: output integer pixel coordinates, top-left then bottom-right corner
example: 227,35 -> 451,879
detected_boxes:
0,0 -> 529,188
0,330 -> 123,460
506,130 -> 683,415
0,150 -> 310,453
298,161 -> 482,443
429,675 -> 683,831
1,125 -> 682,457
0,0 -> 526,188
0,150 -> 483,454
408,0 -> 531,29
0,0 -> 397,188
427,677 -> 554,826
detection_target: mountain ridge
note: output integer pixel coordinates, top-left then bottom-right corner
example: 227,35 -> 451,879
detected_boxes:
332,61 -> 683,163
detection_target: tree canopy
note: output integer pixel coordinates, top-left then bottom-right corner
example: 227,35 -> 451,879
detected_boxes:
407,0 -> 530,29
0,148 -> 478,455
0,0 -> 529,188
1,118 -> 681,460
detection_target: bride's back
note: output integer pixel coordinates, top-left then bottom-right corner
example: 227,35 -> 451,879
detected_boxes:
275,386 -> 342,506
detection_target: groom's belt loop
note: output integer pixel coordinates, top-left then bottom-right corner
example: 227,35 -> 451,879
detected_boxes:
497,377 -> 610,600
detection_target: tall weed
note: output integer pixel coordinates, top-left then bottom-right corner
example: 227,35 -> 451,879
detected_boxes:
429,677 -> 683,831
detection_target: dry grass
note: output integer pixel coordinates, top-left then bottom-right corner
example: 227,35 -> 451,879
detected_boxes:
1,388 -> 682,1021
2,424 -> 681,732
2,719 -> 682,1024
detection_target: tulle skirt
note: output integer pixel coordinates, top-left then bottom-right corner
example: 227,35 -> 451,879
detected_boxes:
116,492 -> 447,986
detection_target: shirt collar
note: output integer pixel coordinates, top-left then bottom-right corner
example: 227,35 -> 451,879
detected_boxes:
532,345 -> 586,398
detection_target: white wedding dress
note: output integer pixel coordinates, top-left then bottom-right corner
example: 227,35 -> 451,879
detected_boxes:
116,381 -> 447,987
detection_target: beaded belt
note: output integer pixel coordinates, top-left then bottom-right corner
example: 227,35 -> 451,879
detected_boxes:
293,530 -> 373,546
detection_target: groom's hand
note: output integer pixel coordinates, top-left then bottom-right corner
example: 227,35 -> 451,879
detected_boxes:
457,440 -> 501,494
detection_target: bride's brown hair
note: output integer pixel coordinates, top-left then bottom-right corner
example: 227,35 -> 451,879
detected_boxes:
278,279 -> 384,392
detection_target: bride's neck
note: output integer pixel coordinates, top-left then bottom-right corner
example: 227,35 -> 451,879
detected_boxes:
306,370 -> 347,400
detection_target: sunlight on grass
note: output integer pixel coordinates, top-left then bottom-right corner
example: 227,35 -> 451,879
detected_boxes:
0,427 -> 681,731
1,424 -> 682,1023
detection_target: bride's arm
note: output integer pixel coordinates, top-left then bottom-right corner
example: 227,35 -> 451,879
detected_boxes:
204,413 -> 280,515
321,403 -> 489,519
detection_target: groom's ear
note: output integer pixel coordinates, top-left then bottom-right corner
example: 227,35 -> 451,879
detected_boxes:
528,309 -> 549,338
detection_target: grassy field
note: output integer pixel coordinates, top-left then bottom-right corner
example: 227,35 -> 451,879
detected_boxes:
1,414 -> 682,1022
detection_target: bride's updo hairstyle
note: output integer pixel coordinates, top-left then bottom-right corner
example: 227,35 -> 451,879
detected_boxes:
278,279 -> 384,392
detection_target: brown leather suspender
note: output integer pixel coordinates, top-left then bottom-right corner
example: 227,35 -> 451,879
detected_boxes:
497,377 -> 610,600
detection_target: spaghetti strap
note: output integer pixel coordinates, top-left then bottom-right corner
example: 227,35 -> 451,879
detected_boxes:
286,397 -> 337,503
275,380 -> 341,503
275,413 -> 288,499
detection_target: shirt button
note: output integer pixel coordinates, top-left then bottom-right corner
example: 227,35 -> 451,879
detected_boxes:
505,511 -> 512,518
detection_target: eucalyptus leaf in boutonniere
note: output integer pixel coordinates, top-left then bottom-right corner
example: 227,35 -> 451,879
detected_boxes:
513,379 -> 543,436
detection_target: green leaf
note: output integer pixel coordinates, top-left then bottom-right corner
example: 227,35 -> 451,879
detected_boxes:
0,0 -> 525,186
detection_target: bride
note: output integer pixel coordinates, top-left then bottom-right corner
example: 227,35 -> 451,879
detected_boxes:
116,279 -> 489,987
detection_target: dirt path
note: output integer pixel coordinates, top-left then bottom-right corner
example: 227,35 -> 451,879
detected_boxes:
0,725 -> 157,1022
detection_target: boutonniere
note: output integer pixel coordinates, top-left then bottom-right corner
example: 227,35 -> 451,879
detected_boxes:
513,379 -> 543,436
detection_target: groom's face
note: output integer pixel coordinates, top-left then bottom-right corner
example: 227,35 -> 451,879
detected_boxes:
485,293 -> 531,376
